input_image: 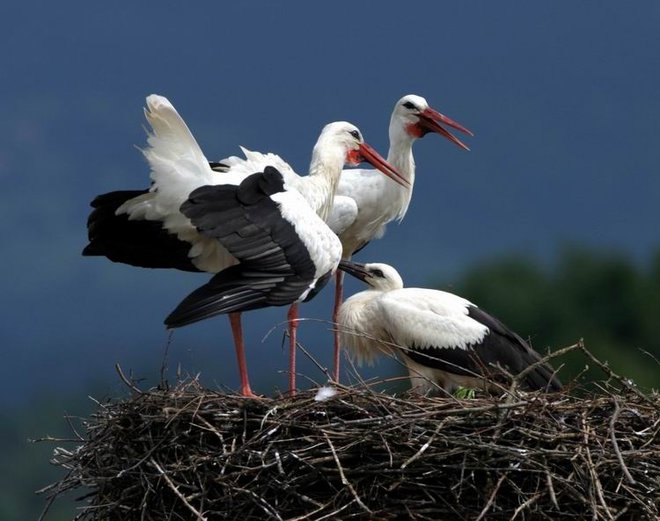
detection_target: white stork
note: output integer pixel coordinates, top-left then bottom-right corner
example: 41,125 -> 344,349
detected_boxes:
337,261 -> 562,393
83,95 -> 406,397
326,94 -> 473,381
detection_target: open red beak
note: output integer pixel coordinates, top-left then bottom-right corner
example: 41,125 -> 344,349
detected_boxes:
417,107 -> 473,151
349,142 -> 410,187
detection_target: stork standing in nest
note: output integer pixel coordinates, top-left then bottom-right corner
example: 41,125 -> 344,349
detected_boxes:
326,95 -> 473,381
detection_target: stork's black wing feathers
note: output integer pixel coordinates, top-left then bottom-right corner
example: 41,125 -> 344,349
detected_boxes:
405,305 -> 561,392
166,167 -> 319,328
467,306 -> 561,391
83,189 -> 200,272
164,266 -> 283,327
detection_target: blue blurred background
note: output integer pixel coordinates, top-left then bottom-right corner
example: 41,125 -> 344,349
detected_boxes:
2,2 -> 660,518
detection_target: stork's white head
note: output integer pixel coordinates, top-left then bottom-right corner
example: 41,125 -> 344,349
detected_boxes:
390,94 -> 473,151
314,122 -> 364,165
339,261 -> 404,291
392,94 -> 431,130
312,122 -> 408,186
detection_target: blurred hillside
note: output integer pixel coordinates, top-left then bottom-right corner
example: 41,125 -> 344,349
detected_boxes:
438,247 -> 660,388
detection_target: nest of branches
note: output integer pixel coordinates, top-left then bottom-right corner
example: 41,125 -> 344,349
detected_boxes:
41,344 -> 660,521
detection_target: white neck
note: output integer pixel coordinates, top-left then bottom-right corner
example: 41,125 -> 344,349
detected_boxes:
298,144 -> 345,221
385,123 -> 416,220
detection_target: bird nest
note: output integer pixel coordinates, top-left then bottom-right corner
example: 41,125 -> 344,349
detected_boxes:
40,345 -> 660,521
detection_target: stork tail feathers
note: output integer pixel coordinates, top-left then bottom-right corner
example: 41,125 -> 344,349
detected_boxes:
83,190 -> 199,272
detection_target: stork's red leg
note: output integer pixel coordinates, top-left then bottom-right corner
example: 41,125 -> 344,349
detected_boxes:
331,270 -> 344,382
228,312 -> 256,398
287,303 -> 299,395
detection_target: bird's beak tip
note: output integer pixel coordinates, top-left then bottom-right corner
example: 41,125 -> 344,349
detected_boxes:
420,107 -> 473,150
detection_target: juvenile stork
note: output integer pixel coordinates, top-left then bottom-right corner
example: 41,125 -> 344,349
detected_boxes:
83,95 -> 406,397
337,261 -> 562,394
326,95 -> 473,380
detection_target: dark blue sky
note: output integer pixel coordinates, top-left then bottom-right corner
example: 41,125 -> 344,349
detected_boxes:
2,2 -> 660,404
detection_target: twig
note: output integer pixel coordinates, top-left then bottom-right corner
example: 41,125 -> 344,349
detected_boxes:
231,486 -> 284,521
545,470 -> 560,510
511,492 -> 541,519
115,363 -> 143,394
159,329 -> 174,387
322,431 -> 372,515
581,412 -> 614,520
578,340 -> 657,408
475,472 -> 508,521
401,421 -> 444,469
295,339 -> 332,383
608,399 -> 636,485
150,458 -> 207,521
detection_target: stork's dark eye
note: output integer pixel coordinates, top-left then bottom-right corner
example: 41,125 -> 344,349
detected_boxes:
402,101 -> 417,110
371,268 -> 384,278
349,129 -> 360,140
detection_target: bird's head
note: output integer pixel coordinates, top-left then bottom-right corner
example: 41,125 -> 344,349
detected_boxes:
339,261 -> 404,291
391,94 -> 473,151
313,122 -> 409,187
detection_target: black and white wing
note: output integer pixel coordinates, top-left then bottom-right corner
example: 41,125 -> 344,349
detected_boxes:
165,166 -> 341,327
460,306 -> 561,391
379,288 -> 561,391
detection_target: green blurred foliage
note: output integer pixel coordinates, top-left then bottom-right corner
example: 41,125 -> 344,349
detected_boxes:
437,247 -> 660,389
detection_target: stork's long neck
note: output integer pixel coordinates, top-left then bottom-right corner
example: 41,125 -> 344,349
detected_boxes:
385,125 -> 416,220
300,148 -> 345,222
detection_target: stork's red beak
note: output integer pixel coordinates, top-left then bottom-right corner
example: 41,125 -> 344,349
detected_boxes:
348,142 -> 410,187
416,107 -> 473,151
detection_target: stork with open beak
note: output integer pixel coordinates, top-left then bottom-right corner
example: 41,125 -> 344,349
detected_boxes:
326,95 -> 473,381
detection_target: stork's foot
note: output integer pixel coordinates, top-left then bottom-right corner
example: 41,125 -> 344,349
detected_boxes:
238,385 -> 262,399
